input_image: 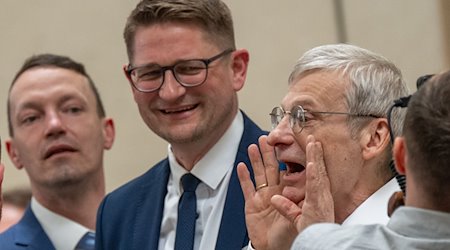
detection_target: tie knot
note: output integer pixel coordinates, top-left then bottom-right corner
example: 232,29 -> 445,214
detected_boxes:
75,232 -> 95,250
181,173 -> 200,192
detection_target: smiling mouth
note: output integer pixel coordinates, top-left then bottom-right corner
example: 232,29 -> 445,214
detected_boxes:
285,162 -> 305,175
162,104 -> 198,114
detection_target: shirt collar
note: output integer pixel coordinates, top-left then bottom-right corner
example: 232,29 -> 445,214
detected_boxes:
168,111 -> 244,193
343,178 -> 400,225
31,197 -> 91,250
389,206 -> 450,238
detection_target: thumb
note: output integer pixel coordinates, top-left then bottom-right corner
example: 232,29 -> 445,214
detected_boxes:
271,194 -> 302,231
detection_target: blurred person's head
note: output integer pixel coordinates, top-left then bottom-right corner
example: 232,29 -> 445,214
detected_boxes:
0,188 -> 32,232
393,71 -> 450,212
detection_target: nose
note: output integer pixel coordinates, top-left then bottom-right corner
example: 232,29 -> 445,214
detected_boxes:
158,69 -> 187,101
267,116 -> 295,148
44,111 -> 66,138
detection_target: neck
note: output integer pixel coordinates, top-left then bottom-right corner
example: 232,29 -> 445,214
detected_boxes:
334,172 -> 388,223
405,178 -> 450,213
171,132 -> 223,171
33,175 -> 105,230
171,112 -> 236,171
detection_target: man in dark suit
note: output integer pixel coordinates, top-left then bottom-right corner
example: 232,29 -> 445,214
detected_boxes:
95,0 -> 263,249
0,54 -> 115,250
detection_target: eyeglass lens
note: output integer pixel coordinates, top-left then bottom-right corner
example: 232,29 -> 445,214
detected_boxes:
131,60 -> 208,92
270,106 -> 306,133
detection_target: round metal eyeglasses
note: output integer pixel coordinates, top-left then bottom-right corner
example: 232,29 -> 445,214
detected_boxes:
270,106 -> 381,134
126,49 -> 234,93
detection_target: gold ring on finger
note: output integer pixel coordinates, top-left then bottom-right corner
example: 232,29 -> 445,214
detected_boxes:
256,183 -> 268,191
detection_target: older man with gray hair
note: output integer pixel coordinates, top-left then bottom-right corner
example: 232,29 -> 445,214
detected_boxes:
238,44 -> 409,250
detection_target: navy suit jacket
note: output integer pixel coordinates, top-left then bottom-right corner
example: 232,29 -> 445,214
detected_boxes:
96,112 -> 264,250
0,207 -> 55,250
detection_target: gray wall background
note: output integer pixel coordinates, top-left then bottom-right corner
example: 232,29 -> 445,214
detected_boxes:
1,0 -> 449,192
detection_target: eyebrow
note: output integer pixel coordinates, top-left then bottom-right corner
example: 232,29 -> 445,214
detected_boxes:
15,94 -> 86,112
283,99 -> 316,110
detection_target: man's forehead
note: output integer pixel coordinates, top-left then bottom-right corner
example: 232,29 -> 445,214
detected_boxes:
283,71 -> 348,110
9,68 -> 92,108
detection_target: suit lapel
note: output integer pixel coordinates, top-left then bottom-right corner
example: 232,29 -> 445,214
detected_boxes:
216,112 -> 263,250
13,207 -> 55,250
132,160 -> 170,250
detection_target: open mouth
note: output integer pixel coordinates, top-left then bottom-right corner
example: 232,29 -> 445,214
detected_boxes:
161,104 -> 198,114
285,162 -> 305,175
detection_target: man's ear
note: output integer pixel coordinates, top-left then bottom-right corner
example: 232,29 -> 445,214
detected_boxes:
102,118 -> 115,150
361,118 -> 391,160
230,49 -> 249,91
6,140 -> 24,170
123,64 -> 133,84
393,137 -> 406,175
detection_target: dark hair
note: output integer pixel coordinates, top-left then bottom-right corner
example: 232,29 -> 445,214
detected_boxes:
123,0 -> 235,62
403,71 -> 450,206
7,54 -> 106,136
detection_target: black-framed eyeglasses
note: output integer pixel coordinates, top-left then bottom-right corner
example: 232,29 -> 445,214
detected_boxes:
270,106 -> 381,134
125,49 -> 234,93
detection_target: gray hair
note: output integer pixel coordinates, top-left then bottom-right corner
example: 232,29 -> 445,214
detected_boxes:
289,44 -> 409,139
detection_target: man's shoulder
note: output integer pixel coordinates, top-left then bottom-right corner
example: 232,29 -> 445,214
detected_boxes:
293,223 -> 384,249
239,111 -> 267,147
241,111 -> 266,134
0,225 -> 18,247
0,212 -> 53,250
105,158 -> 169,199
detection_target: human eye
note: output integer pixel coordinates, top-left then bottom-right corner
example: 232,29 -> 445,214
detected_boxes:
62,102 -> 84,115
270,107 -> 285,128
136,66 -> 162,81
303,112 -> 314,122
66,106 -> 82,114
175,60 -> 205,75
22,115 -> 39,125
19,111 -> 40,126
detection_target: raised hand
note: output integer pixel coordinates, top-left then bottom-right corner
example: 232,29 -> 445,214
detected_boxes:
238,135 -> 298,250
271,135 -> 334,233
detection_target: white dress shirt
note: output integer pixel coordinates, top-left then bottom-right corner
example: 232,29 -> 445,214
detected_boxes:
342,178 -> 399,225
247,178 -> 400,250
158,112 -> 244,250
31,197 -> 91,250
294,207 -> 450,249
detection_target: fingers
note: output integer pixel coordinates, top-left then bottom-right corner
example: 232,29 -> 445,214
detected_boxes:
257,136 -> 280,186
237,162 -> 255,201
305,135 -> 328,198
247,143 -> 268,187
0,163 -> 4,186
271,194 -> 302,227
302,135 -> 335,227
238,135 -> 281,199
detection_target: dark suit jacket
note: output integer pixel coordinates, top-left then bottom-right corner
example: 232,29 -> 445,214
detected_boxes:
96,112 -> 264,250
0,207 -> 55,250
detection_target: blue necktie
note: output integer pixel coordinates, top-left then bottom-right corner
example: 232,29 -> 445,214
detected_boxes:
75,232 -> 95,250
174,173 -> 200,250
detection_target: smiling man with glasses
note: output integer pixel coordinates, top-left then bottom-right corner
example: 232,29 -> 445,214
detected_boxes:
95,1 -> 265,250
238,44 -> 409,250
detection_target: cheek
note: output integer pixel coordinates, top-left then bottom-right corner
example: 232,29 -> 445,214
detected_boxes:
322,140 -> 361,188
